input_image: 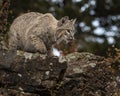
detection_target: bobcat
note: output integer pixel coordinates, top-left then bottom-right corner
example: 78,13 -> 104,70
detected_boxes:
8,12 -> 76,55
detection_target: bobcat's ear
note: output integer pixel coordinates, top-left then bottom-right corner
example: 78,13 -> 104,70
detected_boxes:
71,18 -> 76,24
57,16 -> 69,26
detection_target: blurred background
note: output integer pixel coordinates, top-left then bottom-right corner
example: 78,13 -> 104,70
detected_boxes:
0,0 -> 120,57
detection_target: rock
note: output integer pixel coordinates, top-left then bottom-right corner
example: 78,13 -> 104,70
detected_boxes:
56,52 -> 120,96
0,43 -> 120,96
0,88 -> 39,96
0,44 -> 67,95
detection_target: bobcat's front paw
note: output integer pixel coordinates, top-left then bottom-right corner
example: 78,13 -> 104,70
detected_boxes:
40,47 -> 47,54
35,44 -> 47,54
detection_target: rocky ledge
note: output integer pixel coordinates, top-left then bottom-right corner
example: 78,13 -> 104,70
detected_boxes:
0,43 -> 120,96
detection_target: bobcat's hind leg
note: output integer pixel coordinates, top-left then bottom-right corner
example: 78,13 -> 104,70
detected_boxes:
8,35 -> 17,51
6,34 -> 17,66
30,35 -> 47,54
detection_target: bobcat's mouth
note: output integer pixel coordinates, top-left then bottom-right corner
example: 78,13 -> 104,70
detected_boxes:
65,36 -> 74,43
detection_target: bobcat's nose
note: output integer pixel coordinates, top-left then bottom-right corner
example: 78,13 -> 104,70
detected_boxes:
69,36 -> 74,40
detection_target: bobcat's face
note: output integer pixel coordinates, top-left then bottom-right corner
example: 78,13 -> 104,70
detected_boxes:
57,27 -> 75,44
55,16 -> 76,44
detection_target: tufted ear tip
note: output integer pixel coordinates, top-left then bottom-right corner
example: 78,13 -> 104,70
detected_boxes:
63,16 -> 69,20
57,16 -> 69,26
71,18 -> 77,24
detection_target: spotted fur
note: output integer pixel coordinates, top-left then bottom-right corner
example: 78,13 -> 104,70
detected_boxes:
8,12 -> 76,54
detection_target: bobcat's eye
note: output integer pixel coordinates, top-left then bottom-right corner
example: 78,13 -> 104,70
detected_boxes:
67,29 -> 71,33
